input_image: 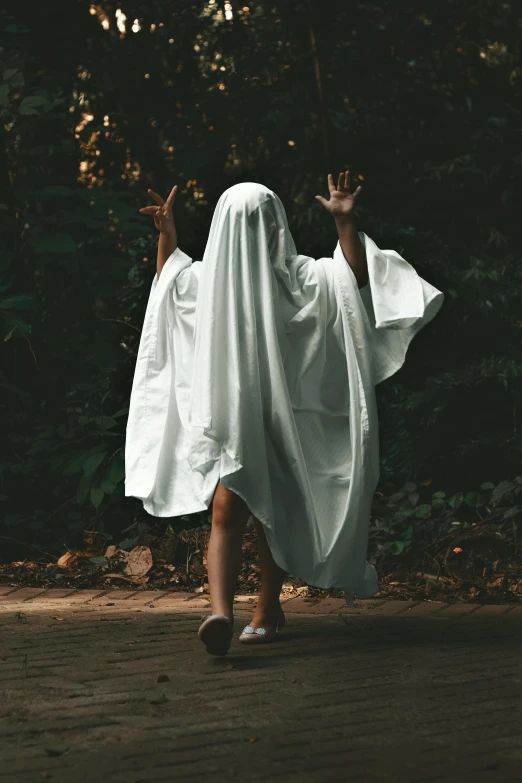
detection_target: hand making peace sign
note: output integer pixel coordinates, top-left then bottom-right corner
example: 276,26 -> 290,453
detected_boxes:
315,170 -> 362,219
139,185 -> 178,237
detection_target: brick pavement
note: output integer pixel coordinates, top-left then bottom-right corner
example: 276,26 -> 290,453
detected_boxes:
0,588 -> 521,782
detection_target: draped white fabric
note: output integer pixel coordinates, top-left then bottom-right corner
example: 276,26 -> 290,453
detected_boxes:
125,183 -> 444,605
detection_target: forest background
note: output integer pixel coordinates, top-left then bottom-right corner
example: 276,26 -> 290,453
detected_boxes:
0,1 -> 521,597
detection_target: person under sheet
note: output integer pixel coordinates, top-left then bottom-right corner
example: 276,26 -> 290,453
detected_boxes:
125,173 -> 444,654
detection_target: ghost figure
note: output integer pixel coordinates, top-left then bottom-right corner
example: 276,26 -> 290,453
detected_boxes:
125,182 -> 444,606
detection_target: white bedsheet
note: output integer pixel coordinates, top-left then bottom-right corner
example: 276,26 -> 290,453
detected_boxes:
125,183 -> 444,605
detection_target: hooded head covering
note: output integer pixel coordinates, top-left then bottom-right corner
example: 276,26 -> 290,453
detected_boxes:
187,182 -> 317,467
200,182 -> 297,282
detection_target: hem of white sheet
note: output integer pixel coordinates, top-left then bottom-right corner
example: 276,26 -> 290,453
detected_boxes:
126,485 -> 379,606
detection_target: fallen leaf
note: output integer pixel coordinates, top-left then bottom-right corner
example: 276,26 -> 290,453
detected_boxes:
57,551 -> 76,569
128,575 -> 150,585
157,674 -> 170,683
248,737 -> 258,743
45,747 -> 69,757
124,546 -> 153,577
51,616 -> 65,621
105,545 -> 117,558
487,577 -> 505,588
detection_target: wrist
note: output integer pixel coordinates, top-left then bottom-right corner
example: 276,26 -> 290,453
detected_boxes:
334,213 -> 355,225
159,226 -> 177,238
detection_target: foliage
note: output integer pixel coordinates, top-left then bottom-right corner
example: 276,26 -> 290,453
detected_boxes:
0,1 -> 521,556
368,475 -> 522,561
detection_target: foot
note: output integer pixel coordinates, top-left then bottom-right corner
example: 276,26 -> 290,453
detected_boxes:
198,614 -> 233,656
239,603 -> 285,644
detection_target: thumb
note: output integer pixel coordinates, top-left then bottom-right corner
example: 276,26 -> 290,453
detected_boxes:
315,195 -> 329,208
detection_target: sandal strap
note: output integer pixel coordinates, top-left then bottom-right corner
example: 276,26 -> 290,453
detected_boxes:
241,625 -> 267,635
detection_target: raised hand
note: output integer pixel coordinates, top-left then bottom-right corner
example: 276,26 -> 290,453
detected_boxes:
139,185 -> 178,236
315,171 -> 362,219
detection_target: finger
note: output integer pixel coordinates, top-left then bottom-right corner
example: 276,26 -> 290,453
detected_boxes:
315,195 -> 329,208
139,206 -> 161,215
147,188 -> 165,206
165,184 -> 178,208
337,172 -> 343,192
353,185 -> 363,199
345,170 -> 351,192
327,174 -> 334,194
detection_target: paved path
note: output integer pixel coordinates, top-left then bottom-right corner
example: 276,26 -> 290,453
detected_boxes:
0,588 -> 521,782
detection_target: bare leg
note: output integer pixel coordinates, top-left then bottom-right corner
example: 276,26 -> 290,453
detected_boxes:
247,518 -> 287,632
206,481 -> 251,620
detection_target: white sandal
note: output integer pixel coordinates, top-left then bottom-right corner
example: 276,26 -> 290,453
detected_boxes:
198,614 -> 233,656
238,608 -> 285,645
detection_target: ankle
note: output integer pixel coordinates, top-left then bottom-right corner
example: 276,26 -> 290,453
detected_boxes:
254,598 -> 283,615
210,602 -> 234,620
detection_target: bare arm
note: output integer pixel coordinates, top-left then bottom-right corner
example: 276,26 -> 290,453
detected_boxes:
316,171 -> 368,289
156,229 -> 177,280
138,185 -> 178,280
334,214 -> 368,288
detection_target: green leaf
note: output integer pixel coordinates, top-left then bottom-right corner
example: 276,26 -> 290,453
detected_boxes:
448,491 -> 464,509
389,541 -> 406,555
414,504 -> 432,519
19,95 -> 49,115
108,457 -> 125,485
403,481 -> 417,493
101,478 -> 116,495
400,525 -> 413,541
491,481 -> 517,504
464,491 -> 480,508
89,555 -> 108,566
432,491 -> 446,499
0,294 -> 33,311
82,452 -> 107,476
90,483 -> 104,508
28,234 -> 77,254
112,407 -> 129,418
5,24 -> 29,33
63,451 -> 93,476
94,416 -> 117,431
118,537 -> 138,551
62,444 -> 106,476
76,472 -> 93,505
10,72 -> 24,88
